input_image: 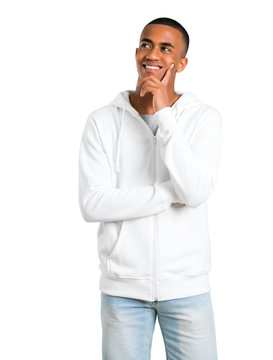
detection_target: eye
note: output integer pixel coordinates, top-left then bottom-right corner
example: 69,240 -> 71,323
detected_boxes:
141,43 -> 150,48
162,46 -> 171,52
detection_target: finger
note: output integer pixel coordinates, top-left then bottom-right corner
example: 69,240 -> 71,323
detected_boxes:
137,77 -> 148,87
137,74 -> 161,87
140,77 -> 161,88
140,78 -> 160,90
161,63 -> 175,84
137,78 -> 151,88
141,88 -> 151,97
139,79 -> 160,96
140,85 -> 149,97
140,84 -> 158,97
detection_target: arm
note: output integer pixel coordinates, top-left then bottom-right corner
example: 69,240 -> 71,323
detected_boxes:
156,106 -> 223,207
136,63 -> 223,207
78,115 -> 180,222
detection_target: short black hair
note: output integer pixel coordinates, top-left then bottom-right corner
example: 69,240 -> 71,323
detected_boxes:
143,17 -> 190,57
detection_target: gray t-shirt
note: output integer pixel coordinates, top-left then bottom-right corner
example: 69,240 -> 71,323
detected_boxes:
139,114 -> 158,135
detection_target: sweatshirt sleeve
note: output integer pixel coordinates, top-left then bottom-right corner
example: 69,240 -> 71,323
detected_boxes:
156,106 -> 223,207
78,115 -> 180,223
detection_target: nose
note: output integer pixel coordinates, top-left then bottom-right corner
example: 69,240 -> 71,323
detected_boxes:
146,46 -> 160,60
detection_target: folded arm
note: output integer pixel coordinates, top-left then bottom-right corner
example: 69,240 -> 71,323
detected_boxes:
78,115 -> 180,222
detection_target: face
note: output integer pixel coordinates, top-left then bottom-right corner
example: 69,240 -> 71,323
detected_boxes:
135,24 -> 188,82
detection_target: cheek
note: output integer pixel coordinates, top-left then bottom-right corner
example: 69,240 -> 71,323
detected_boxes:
136,55 -> 142,65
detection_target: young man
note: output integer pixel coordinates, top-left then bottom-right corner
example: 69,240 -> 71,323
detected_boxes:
79,17 -> 222,360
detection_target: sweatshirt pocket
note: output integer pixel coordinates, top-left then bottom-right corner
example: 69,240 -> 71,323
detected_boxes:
107,217 -> 152,279
157,205 -> 211,278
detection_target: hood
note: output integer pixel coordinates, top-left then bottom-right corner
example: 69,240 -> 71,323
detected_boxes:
110,90 -> 202,174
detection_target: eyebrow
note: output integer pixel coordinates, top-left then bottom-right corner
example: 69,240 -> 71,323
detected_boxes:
140,37 -> 175,48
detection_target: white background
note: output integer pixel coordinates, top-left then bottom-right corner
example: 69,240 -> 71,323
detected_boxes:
1,0 -> 273,359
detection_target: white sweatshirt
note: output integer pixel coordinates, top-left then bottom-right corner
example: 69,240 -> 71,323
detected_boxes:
78,90 -> 223,301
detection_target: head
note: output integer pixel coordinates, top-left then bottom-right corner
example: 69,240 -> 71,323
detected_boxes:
135,17 -> 189,83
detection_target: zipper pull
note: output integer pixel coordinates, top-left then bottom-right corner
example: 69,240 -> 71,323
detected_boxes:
153,136 -> 156,144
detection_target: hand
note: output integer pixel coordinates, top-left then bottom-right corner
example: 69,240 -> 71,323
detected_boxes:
136,63 -> 175,113
172,202 -> 185,208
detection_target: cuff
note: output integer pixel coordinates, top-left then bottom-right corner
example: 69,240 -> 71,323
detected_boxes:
155,107 -> 177,136
157,180 -> 180,204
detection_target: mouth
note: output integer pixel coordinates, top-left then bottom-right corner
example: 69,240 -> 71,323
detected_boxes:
142,64 -> 163,72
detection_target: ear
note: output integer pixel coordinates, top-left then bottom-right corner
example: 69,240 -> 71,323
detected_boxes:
135,48 -> 138,59
176,57 -> 188,73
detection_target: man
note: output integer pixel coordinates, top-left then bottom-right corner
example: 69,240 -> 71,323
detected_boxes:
79,17 -> 222,360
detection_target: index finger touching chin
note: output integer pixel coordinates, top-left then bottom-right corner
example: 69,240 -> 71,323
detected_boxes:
161,63 -> 175,83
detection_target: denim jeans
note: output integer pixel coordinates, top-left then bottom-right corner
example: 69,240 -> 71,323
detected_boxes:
101,291 -> 218,360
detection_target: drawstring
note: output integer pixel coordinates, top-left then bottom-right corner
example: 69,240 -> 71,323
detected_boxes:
115,104 -> 125,173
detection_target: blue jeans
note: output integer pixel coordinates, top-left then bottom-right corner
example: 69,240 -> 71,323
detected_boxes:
101,291 -> 218,360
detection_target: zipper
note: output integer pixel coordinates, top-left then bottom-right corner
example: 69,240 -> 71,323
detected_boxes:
152,135 -> 159,301
133,112 -> 159,300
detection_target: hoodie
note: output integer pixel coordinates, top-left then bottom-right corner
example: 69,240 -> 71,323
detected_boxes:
78,90 -> 223,301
